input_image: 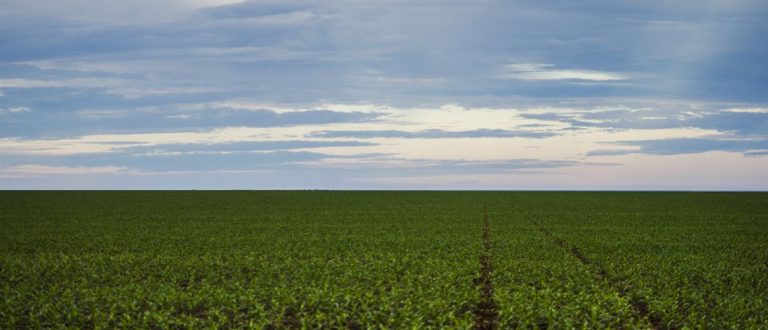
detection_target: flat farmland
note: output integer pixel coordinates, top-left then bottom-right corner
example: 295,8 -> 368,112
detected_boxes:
1,191 -> 766,329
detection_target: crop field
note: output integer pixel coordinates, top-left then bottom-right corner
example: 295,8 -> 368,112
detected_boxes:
1,191 -> 767,329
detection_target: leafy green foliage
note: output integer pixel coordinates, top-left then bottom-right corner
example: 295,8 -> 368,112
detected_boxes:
1,191 -> 766,328
489,205 -> 645,329
510,192 -> 768,329
0,192 -> 479,328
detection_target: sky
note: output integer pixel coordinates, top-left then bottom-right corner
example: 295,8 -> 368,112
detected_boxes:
1,0 -> 767,190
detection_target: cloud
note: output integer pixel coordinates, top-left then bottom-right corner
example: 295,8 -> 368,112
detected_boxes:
121,140 -> 377,155
1,149 -> 593,175
198,1 -> 319,20
588,138 -> 768,156
0,125 -> 384,156
121,150 -> 330,171
309,155 -> 592,172
521,107 -> 768,135
0,77 -> 220,99
8,106 -> 30,112
0,150 -> 332,172
309,128 -> 556,139
725,107 -> 768,114
0,106 -> 31,114
0,107 -> 384,138
693,111 -> 768,135
3,0 -> 767,107
2,1 -> 768,189
0,156 -> 605,190
201,9 -> 320,26
1,164 -> 128,175
0,0 -> 244,24
500,63 -> 628,81
0,78 -> 124,89
521,109 -> 682,130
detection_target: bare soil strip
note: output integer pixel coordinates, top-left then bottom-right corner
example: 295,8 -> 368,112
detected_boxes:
520,211 -> 665,330
474,206 -> 499,330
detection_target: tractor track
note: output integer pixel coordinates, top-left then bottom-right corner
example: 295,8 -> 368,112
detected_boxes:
519,210 -> 667,330
474,206 -> 499,330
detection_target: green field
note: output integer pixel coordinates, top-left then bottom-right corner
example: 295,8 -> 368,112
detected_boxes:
1,191 -> 767,329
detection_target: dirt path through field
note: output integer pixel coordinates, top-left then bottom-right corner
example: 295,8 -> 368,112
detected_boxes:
519,210 -> 665,330
474,206 -> 499,330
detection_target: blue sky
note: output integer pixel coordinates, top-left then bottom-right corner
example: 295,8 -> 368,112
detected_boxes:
1,0 -> 767,189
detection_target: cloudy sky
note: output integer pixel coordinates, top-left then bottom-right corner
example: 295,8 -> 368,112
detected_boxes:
1,0 -> 767,189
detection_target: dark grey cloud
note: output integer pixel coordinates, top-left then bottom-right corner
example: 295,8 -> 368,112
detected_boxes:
588,138 -> 768,156
693,112 -> 768,135
309,129 -> 556,139
3,0 -> 767,108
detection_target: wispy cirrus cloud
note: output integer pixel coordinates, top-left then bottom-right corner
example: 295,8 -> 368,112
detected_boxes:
500,63 -> 628,81
0,106 -> 31,114
309,128 -> 556,139
726,107 -> 768,114
521,107 -> 768,135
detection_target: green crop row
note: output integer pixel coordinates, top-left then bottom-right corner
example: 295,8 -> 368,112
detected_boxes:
1,191 -> 767,329
488,202 -> 648,329
1,192 -> 480,328
510,192 -> 768,329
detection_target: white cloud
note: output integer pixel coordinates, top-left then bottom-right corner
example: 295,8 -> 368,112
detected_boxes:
106,86 -> 220,99
504,63 -> 554,72
725,107 -> 768,113
355,71 -> 447,85
175,100 -> 392,114
0,106 -> 31,114
240,11 -> 318,25
77,109 -> 131,118
0,101 -> 749,181
0,0 -> 244,23
1,165 -> 129,175
501,63 -> 628,81
0,78 -> 125,89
